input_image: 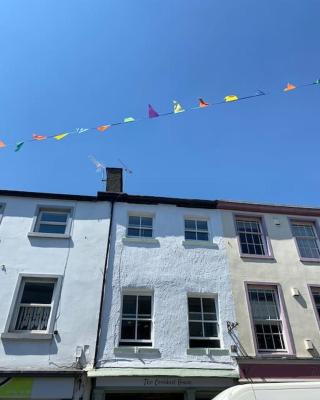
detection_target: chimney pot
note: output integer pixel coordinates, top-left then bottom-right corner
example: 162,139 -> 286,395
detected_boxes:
106,168 -> 123,192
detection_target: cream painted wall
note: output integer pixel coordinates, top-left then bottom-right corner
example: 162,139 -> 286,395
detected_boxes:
220,210 -> 320,358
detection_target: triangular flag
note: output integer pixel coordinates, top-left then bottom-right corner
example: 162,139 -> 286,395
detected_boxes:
284,83 -> 296,92
0,140 -> 6,148
97,125 -> 111,132
224,95 -> 238,102
148,104 -> 159,118
256,90 -> 266,96
314,79 -> 320,84
124,117 -> 135,123
32,134 -> 47,141
15,142 -> 24,152
76,128 -> 89,133
54,133 -> 69,140
199,98 -> 209,108
173,100 -> 184,113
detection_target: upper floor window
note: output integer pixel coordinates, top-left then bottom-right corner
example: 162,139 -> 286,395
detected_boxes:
311,287 -> 320,320
291,221 -> 320,260
248,286 -> 286,352
127,215 -> 153,238
0,203 -> 5,224
188,296 -> 220,348
119,294 -> 152,346
184,219 -> 209,241
236,217 -> 267,256
34,208 -> 71,235
10,277 -> 58,333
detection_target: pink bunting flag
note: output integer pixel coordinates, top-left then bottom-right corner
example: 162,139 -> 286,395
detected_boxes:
32,134 -> 47,141
0,140 -> 6,148
148,104 -> 159,118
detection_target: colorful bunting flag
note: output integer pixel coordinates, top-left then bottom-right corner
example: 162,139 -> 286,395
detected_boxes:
198,98 -> 209,108
54,133 -> 69,140
224,95 -> 238,102
32,134 -> 47,141
284,83 -> 296,92
173,100 -> 184,113
15,142 -> 24,152
256,90 -> 266,96
124,117 -> 135,123
97,125 -> 111,132
76,128 -> 89,133
148,104 -> 159,118
0,140 -> 6,148
314,79 -> 320,84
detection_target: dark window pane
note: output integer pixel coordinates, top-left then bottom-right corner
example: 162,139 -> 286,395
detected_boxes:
249,291 -> 258,301
247,234 -> 254,244
138,296 -> 151,317
255,246 -> 263,255
185,220 -> 196,230
196,221 -> 208,230
236,221 -> 245,232
141,228 -> 152,238
188,298 -> 201,312
241,243 -> 249,254
248,244 -> 255,254
141,217 -> 152,227
202,298 -> 215,313
197,232 -> 209,241
122,295 -> 137,316
21,282 -> 54,304
257,334 -> 266,349
185,231 -> 197,240
121,320 -> 136,339
127,228 -> 140,237
128,216 -> 140,226
265,334 -> 274,349
38,224 -> 66,234
203,313 -> 216,321
41,212 -> 68,223
255,324 -> 263,333
204,322 -> 218,337
189,322 -> 203,337
189,312 -> 202,321
273,334 -> 284,349
189,339 -> 220,348
137,320 -> 151,340
119,341 -> 152,347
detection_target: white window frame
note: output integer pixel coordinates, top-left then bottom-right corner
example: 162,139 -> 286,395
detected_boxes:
126,213 -> 154,239
187,294 -> 220,349
2,274 -> 62,340
29,205 -> 73,238
235,215 -> 270,257
119,291 -> 153,347
184,217 -> 210,242
247,285 -> 287,353
290,219 -> 320,261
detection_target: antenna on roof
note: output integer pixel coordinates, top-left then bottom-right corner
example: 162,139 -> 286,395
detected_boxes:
118,158 -> 133,174
88,155 -> 106,187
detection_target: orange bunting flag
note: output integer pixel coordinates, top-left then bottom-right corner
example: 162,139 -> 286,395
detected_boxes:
0,140 -> 6,148
97,125 -> 111,132
199,98 -> 209,108
224,95 -> 238,102
32,134 -> 47,141
284,83 -> 296,92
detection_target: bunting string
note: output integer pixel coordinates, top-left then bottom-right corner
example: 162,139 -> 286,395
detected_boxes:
1,79 -> 319,152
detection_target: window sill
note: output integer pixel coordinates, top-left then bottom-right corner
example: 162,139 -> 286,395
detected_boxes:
114,346 -> 160,355
254,351 -> 291,358
182,240 -> 217,249
28,232 -> 71,239
122,237 -> 159,245
240,254 -> 275,261
187,348 -> 229,356
300,257 -> 320,263
1,332 -> 53,340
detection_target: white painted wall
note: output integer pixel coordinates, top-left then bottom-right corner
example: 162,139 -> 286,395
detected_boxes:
97,202 -> 237,373
221,210 -> 320,358
0,196 -> 111,371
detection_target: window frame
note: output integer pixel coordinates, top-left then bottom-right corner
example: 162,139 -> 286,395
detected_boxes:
119,290 -> 154,347
245,282 -> 294,356
2,274 -> 62,340
308,285 -> 320,329
233,213 -> 273,259
0,203 -> 5,224
289,218 -> 320,262
184,217 -> 210,243
126,212 -> 154,240
29,205 -> 73,238
187,293 -> 221,349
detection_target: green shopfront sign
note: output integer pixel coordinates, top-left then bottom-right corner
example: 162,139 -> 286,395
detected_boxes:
0,377 -> 33,398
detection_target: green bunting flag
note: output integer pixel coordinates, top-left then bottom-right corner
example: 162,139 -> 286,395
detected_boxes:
15,142 -> 24,152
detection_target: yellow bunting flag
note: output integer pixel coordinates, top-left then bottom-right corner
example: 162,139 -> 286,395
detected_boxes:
173,100 -> 184,113
199,98 -> 209,108
97,125 -> 111,132
54,133 -> 69,140
124,117 -> 135,123
32,134 -> 47,141
284,83 -> 296,92
224,95 -> 238,102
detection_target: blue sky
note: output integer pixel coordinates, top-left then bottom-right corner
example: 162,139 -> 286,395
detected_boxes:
0,0 -> 319,205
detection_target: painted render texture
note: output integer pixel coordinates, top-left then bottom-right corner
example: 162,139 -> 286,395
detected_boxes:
221,211 -> 320,358
0,196 -> 111,371
97,202 -> 238,374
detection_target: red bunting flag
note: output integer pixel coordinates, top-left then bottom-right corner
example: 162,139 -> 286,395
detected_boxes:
284,83 -> 296,92
148,104 -> 159,118
32,134 -> 47,141
97,125 -> 111,132
199,98 -> 209,108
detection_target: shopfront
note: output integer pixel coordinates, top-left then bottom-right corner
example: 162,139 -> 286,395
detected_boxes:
90,369 -> 238,400
0,376 -> 76,399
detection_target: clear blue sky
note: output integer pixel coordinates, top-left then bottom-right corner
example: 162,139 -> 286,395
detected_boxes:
0,0 -> 319,205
